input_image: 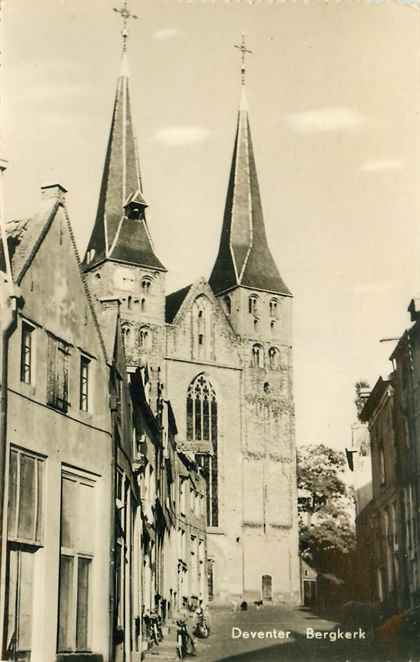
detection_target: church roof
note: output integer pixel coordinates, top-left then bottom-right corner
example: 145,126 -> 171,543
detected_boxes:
82,52 -> 166,273
209,86 -> 291,297
165,284 -> 192,323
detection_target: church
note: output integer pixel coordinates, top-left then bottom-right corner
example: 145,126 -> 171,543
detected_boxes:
82,29 -> 300,605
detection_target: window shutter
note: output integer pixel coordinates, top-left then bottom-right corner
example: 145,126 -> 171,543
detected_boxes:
47,335 -> 57,406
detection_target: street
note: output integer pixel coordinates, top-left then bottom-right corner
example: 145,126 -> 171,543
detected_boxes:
187,604 -> 420,662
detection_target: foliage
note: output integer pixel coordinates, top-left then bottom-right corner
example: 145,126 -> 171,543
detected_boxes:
297,443 -> 356,564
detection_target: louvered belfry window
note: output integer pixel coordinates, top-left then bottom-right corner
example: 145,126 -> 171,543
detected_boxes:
47,335 -> 70,412
186,374 -> 218,527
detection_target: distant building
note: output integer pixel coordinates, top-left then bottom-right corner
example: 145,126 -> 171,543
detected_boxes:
359,376 -> 405,611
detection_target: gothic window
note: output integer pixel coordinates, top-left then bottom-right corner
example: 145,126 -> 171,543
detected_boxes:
139,327 -> 151,351
248,295 -> 258,316
269,298 -> 279,319
223,295 -> 231,316
251,344 -> 264,368
186,374 -> 218,527
268,347 -> 280,370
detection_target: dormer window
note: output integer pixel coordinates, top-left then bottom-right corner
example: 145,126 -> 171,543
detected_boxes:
86,248 -> 96,265
124,190 -> 148,220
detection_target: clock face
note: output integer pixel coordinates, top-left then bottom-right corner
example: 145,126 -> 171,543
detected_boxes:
114,268 -> 136,291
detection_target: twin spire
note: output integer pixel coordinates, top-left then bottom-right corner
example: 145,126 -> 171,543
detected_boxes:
209,36 -> 291,297
84,20 -> 290,298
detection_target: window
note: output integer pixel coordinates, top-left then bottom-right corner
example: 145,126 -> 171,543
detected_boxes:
8,448 -> 44,545
379,444 -> 386,486
248,295 -> 258,315
80,356 -> 90,412
139,327 -> 151,350
269,299 -> 278,319
186,374 -> 218,527
268,347 -> 280,370
142,278 -> 151,293
193,296 -> 212,359
251,344 -> 264,368
141,298 -> 146,312
58,472 -> 95,653
127,296 -> 132,310
121,324 -> 130,347
223,296 -> 231,316
5,448 -> 44,660
20,322 -> 34,384
47,335 -> 70,412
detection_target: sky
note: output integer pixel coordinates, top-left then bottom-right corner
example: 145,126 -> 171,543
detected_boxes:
2,0 -> 420,450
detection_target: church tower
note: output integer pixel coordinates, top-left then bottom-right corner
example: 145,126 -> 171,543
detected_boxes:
209,36 -> 300,604
82,21 -> 166,392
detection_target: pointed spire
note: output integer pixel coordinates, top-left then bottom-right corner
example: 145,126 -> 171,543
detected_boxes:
209,37 -> 291,297
83,4 -> 166,273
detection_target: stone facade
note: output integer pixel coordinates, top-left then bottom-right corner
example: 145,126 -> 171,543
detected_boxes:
83,50 -> 300,605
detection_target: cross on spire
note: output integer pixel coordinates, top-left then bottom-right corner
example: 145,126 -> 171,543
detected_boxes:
234,33 -> 253,86
113,1 -> 138,53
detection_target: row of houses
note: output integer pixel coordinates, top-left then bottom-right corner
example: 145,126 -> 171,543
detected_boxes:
0,183 -> 207,662
352,298 -> 420,613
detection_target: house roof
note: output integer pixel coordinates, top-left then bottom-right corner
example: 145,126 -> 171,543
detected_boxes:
209,85 -> 291,298
165,284 -> 192,323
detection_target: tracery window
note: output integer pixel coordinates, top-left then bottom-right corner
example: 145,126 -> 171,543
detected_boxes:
251,344 -> 264,368
186,374 -> 218,527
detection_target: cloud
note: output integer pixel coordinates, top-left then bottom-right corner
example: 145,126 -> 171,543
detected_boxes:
153,28 -> 181,41
360,159 -> 403,173
286,107 -> 367,133
154,126 -> 210,147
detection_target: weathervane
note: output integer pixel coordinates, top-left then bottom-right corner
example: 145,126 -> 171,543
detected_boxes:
113,1 -> 138,52
234,33 -> 253,86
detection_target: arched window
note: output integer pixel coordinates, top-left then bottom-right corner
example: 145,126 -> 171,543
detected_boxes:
142,277 -> 152,293
248,295 -> 258,316
270,320 -> 276,335
268,347 -> 280,370
141,298 -> 146,312
121,324 -> 131,349
186,374 -> 218,527
139,326 -> 151,351
269,298 -> 279,319
127,296 -> 132,310
223,295 -> 231,316
251,344 -> 264,368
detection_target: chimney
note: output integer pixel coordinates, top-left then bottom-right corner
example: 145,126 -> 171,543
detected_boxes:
40,183 -> 67,204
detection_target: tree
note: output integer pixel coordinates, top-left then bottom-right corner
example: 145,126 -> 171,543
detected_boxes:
297,443 -> 356,565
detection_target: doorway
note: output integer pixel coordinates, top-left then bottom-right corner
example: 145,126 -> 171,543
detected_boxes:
261,574 -> 272,601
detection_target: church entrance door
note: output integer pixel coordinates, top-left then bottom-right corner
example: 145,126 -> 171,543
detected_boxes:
261,574 -> 272,601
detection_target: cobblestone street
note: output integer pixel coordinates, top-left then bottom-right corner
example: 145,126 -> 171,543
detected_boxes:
185,605 -> 420,662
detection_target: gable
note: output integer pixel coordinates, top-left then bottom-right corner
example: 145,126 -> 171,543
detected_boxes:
18,204 -> 105,361
166,278 -> 241,367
